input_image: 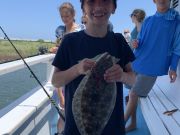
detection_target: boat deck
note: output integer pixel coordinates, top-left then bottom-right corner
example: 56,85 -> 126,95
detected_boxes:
124,88 -> 150,135
140,74 -> 180,135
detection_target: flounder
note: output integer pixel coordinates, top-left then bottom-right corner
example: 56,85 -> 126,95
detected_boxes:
72,52 -> 118,135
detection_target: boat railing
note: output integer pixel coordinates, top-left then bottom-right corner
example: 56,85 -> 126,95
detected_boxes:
0,54 -> 57,135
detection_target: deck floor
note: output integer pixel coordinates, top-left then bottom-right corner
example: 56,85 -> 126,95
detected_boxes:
124,88 -> 150,135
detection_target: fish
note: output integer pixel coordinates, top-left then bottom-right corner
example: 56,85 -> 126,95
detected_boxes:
163,109 -> 178,116
72,52 -> 118,135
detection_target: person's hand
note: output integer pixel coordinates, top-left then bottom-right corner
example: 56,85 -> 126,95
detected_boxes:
169,70 -> 177,83
132,39 -> 139,48
76,58 -> 96,75
49,46 -> 58,54
104,64 -> 124,82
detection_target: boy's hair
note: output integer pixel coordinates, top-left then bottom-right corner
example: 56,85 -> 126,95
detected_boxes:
80,0 -> 117,10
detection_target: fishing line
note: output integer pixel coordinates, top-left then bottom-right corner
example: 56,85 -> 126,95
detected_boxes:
0,26 -> 65,121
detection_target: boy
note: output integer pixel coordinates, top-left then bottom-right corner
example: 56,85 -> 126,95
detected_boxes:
125,0 -> 180,132
52,0 -> 135,134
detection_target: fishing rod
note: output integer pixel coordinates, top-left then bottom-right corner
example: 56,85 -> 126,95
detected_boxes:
0,26 -> 65,121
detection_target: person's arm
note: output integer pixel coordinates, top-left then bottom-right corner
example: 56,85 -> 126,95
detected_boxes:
49,38 -> 61,54
51,58 -> 95,88
104,62 -> 135,86
121,62 -> 136,86
57,88 -> 64,108
169,53 -> 180,83
169,17 -> 180,83
52,64 -> 80,88
56,38 -> 61,47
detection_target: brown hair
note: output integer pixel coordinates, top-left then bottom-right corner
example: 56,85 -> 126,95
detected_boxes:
131,9 -> 146,23
59,2 -> 75,15
80,0 -> 117,10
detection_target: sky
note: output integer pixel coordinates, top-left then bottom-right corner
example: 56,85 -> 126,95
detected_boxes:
0,0 -> 156,41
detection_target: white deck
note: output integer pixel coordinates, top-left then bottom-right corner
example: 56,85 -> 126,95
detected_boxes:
140,64 -> 180,135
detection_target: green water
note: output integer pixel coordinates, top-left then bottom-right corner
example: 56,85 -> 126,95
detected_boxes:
0,63 -> 48,110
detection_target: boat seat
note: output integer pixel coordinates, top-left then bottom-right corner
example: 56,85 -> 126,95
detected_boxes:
139,75 -> 180,135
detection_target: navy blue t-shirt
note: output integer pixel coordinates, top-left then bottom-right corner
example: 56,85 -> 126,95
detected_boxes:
52,30 -> 135,135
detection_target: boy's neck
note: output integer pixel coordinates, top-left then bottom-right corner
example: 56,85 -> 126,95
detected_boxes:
157,7 -> 169,13
85,25 -> 108,38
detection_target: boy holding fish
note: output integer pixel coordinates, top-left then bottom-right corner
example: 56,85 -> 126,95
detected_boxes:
52,0 -> 135,134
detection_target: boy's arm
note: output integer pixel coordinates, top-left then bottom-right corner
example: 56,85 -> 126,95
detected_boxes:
120,62 -> 135,87
51,65 -> 80,88
51,59 -> 95,88
57,88 -> 65,108
104,62 -> 135,86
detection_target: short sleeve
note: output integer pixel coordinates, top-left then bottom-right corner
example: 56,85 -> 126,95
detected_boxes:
52,34 -> 70,70
115,33 -> 135,67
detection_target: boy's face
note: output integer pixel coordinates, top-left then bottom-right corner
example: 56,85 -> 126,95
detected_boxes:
153,0 -> 170,13
83,0 -> 115,26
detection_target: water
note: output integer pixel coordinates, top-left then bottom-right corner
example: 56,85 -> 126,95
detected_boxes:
0,63 -> 48,110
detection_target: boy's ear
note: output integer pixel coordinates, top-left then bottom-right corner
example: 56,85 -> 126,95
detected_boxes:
112,10 -> 115,14
83,10 -> 87,15
112,6 -> 115,14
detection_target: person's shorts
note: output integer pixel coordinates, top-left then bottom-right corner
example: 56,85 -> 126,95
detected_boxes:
132,74 -> 157,97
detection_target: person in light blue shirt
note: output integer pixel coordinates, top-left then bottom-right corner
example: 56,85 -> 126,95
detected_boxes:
124,0 -> 180,132
130,9 -> 146,50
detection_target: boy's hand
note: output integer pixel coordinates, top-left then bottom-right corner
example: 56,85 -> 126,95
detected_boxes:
77,58 -> 96,75
104,64 -> 124,82
169,70 -> 177,83
132,39 -> 139,48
